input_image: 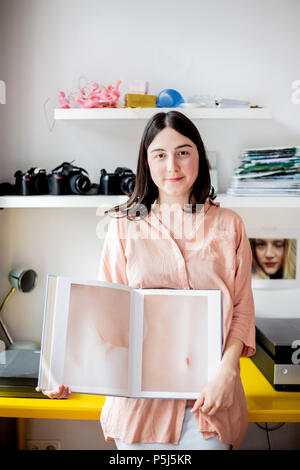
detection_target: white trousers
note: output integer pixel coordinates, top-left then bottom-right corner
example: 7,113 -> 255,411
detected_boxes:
114,405 -> 230,451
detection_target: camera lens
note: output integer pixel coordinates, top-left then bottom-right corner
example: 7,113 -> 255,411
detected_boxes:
68,173 -> 91,194
120,176 -> 136,195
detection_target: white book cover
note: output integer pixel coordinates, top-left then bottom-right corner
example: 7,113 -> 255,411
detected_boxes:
38,275 -> 222,399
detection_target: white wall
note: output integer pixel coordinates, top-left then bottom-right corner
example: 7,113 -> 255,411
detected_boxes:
1,0 -> 300,188
1,0 -> 300,450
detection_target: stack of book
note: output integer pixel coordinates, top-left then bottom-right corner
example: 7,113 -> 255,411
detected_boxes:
227,146 -> 300,196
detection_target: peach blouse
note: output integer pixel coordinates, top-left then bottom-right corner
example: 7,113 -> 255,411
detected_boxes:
97,197 -> 256,450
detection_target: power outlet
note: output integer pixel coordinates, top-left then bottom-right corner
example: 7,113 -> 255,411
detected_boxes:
26,440 -> 62,450
27,440 -> 41,450
40,440 -> 62,450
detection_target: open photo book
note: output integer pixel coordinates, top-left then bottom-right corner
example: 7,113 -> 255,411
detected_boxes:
38,276 -> 223,399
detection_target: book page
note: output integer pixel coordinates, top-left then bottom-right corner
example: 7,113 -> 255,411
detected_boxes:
38,275 -> 58,390
62,282 -> 131,395
128,290 -> 144,396
138,290 -> 221,399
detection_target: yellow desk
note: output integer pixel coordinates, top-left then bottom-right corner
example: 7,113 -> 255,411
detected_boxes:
0,393 -> 105,420
1,358 -> 300,423
240,357 -> 300,422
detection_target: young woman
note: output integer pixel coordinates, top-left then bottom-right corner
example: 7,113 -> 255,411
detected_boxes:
37,111 -> 255,451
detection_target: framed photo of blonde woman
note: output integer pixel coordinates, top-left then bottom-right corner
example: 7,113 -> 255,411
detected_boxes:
247,229 -> 300,288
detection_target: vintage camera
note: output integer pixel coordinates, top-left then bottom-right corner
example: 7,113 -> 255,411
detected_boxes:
48,162 -> 91,195
14,168 -> 48,195
99,167 -> 136,195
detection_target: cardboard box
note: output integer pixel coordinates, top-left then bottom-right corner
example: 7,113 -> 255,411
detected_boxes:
125,93 -> 157,108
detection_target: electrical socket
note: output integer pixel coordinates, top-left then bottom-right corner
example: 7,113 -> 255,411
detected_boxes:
26,440 -> 62,450
40,440 -> 62,450
27,440 -> 41,450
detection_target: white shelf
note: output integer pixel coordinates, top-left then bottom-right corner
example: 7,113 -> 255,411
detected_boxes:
0,195 -> 128,209
216,194 -> 300,208
54,107 -> 272,120
0,194 -> 299,209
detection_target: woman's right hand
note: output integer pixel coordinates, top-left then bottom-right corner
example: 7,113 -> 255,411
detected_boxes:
35,384 -> 72,399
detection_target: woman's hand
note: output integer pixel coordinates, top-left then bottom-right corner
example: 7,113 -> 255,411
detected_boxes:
35,384 -> 72,399
190,366 -> 237,416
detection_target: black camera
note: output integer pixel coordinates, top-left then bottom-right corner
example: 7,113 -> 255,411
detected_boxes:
98,167 -> 136,195
0,182 -> 16,196
48,162 -> 91,195
14,168 -> 48,195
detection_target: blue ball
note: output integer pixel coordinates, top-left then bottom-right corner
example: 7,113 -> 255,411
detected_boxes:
156,89 -> 184,108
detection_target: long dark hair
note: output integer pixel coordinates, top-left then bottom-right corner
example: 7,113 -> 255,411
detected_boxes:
105,110 -> 216,220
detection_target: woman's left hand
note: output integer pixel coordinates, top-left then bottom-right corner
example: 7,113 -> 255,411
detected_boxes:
190,366 -> 237,416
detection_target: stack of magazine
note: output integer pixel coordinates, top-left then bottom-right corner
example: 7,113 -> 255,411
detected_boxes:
227,146 -> 300,196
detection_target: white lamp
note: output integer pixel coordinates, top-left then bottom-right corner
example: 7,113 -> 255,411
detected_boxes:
0,267 -> 39,350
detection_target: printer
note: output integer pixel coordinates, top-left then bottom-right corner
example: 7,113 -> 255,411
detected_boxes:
0,322 -> 44,398
0,309 -> 46,398
0,348 -> 45,398
251,317 -> 300,391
